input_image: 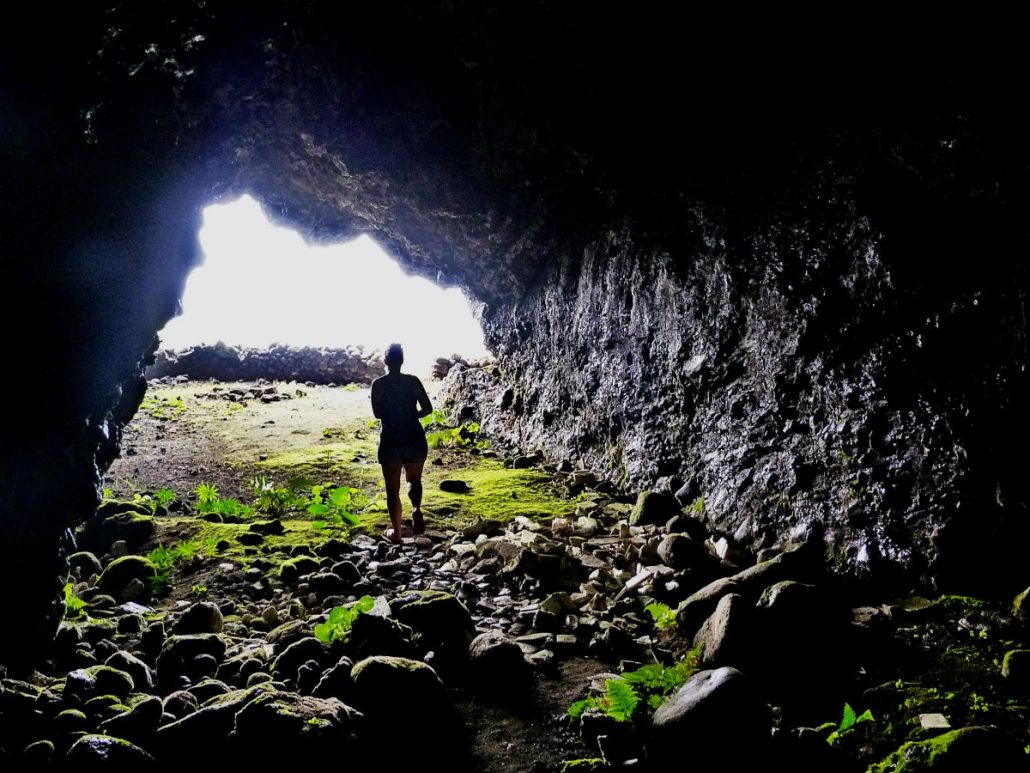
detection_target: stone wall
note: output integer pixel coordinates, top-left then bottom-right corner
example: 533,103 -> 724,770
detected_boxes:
147,344 -> 383,384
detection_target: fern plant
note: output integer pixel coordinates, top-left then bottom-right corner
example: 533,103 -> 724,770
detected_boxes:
569,645 -> 702,723
154,486 -> 176,508
64,583 -> 88,619
827,703 -> 874,745
645,602 -> 677,630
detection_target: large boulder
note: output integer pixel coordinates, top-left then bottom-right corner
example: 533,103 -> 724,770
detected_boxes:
649,667 -> 769,766
349,656 -> 447,720
66,734 -> 156,767
392,591 -> 474,653
630,491 -> 679,527
230,691 -> 363,758
98,556 -> 156,598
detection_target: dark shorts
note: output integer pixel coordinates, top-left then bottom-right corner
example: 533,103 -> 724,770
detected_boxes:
378,437 -> 428,466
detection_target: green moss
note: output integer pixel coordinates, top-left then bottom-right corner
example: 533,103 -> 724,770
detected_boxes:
561,759 -> 605,772
424,459 -> 575,524
255,439 -> 380,484
932,595 -> 990,614
867,727 -> 1021,772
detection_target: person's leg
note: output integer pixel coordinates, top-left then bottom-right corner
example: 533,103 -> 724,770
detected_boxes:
404,459 -> 426,534
381,463 -> 404,543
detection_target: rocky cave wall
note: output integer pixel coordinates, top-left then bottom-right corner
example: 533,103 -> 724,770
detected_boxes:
1,3 -> 1028,662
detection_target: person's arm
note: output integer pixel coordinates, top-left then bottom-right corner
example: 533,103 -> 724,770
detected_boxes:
414,378 -> 433,419
370,380 -> 383,418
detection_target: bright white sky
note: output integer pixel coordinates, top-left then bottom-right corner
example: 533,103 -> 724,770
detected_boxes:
158,195 -> 490,374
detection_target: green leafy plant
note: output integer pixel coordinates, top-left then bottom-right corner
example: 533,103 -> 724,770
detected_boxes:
216,497 -> 255,519
64,583 -> 88,619
314,596 -> 375,643
195,483 -> 219,512
645,602 -> 677,630
154,486 -> 176,508
420,408 -> 449,429
427,420 -> 488,450
685,497 -> 704,515
306,484 -> 361,526
147,541 -> 204,595
195,482 -> 254,519
569,646 -> 702,723
191,584 -> 209,598
101,487 -> 114,501
148,545 -> 176,573
251,475 -> 296,515
826,703 -> 874,745
969,692 -> 989,714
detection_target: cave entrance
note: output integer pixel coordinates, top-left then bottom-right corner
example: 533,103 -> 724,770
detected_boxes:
157,194 -> 489,374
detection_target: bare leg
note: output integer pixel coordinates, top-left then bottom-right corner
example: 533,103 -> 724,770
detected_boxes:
382,463 -> 404,543
404,459 -> 426,534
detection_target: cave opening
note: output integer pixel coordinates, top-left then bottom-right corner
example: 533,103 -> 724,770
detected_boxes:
156,194 -> 490,376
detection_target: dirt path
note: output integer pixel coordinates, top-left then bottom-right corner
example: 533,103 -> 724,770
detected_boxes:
104,378 -> 595,771
110,380 -> 380,498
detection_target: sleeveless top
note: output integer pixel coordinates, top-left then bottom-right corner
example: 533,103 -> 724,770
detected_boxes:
372,373 -> 429,447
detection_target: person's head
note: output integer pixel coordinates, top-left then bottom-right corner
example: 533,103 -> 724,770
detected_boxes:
384,343 -> 404,371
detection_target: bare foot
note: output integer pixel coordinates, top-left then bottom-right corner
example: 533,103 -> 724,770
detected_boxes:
412,508 -> 425,535
386,528 -> 403,545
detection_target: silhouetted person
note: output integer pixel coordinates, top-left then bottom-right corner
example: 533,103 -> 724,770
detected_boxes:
370,343 -> 432,543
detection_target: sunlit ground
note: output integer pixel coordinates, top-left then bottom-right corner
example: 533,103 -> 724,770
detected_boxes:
158,195 -> 490,375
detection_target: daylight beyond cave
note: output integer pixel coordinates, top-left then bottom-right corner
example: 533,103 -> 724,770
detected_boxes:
158,195 -> 490,372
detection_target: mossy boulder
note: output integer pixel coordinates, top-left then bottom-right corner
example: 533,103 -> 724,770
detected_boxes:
350,656 -> 446,718
96,500 -> 153,519
105,652 -> 154,691
271,637 -> 325,680
87,666 -> 135,698
279,556 -> 321,583
175,602 -> 224,634
82,508 -> 157,553
657,533 -> 716,570
53,708 -> 90,734
230,691 -> 362,753
98,555 -> 156,597
868,726 -> 1026,772
393,590 -> 474,652
630,491 -> 679,526
161,634 -> 227,662
100,695 -> 163,740
23,739 -> 56,764
66,734 -> 156,766
1012,586 -> 1030,621
156,684 -> 275,751
70,551 -> 103,578
1001,649 -> 1030,685
64,669 -> 98,702
468,632 -> 529,690
249,519 -> 286,535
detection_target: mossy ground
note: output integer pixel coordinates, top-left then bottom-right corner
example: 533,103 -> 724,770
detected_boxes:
104,380 -> 577,604
842,594 -> 1030,767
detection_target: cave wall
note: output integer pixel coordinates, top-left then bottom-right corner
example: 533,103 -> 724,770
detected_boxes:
1,3 -> 1028,662
454,208 -> 1029,590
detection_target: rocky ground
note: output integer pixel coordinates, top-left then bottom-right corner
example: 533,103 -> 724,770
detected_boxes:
1,377 -> 1028,770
